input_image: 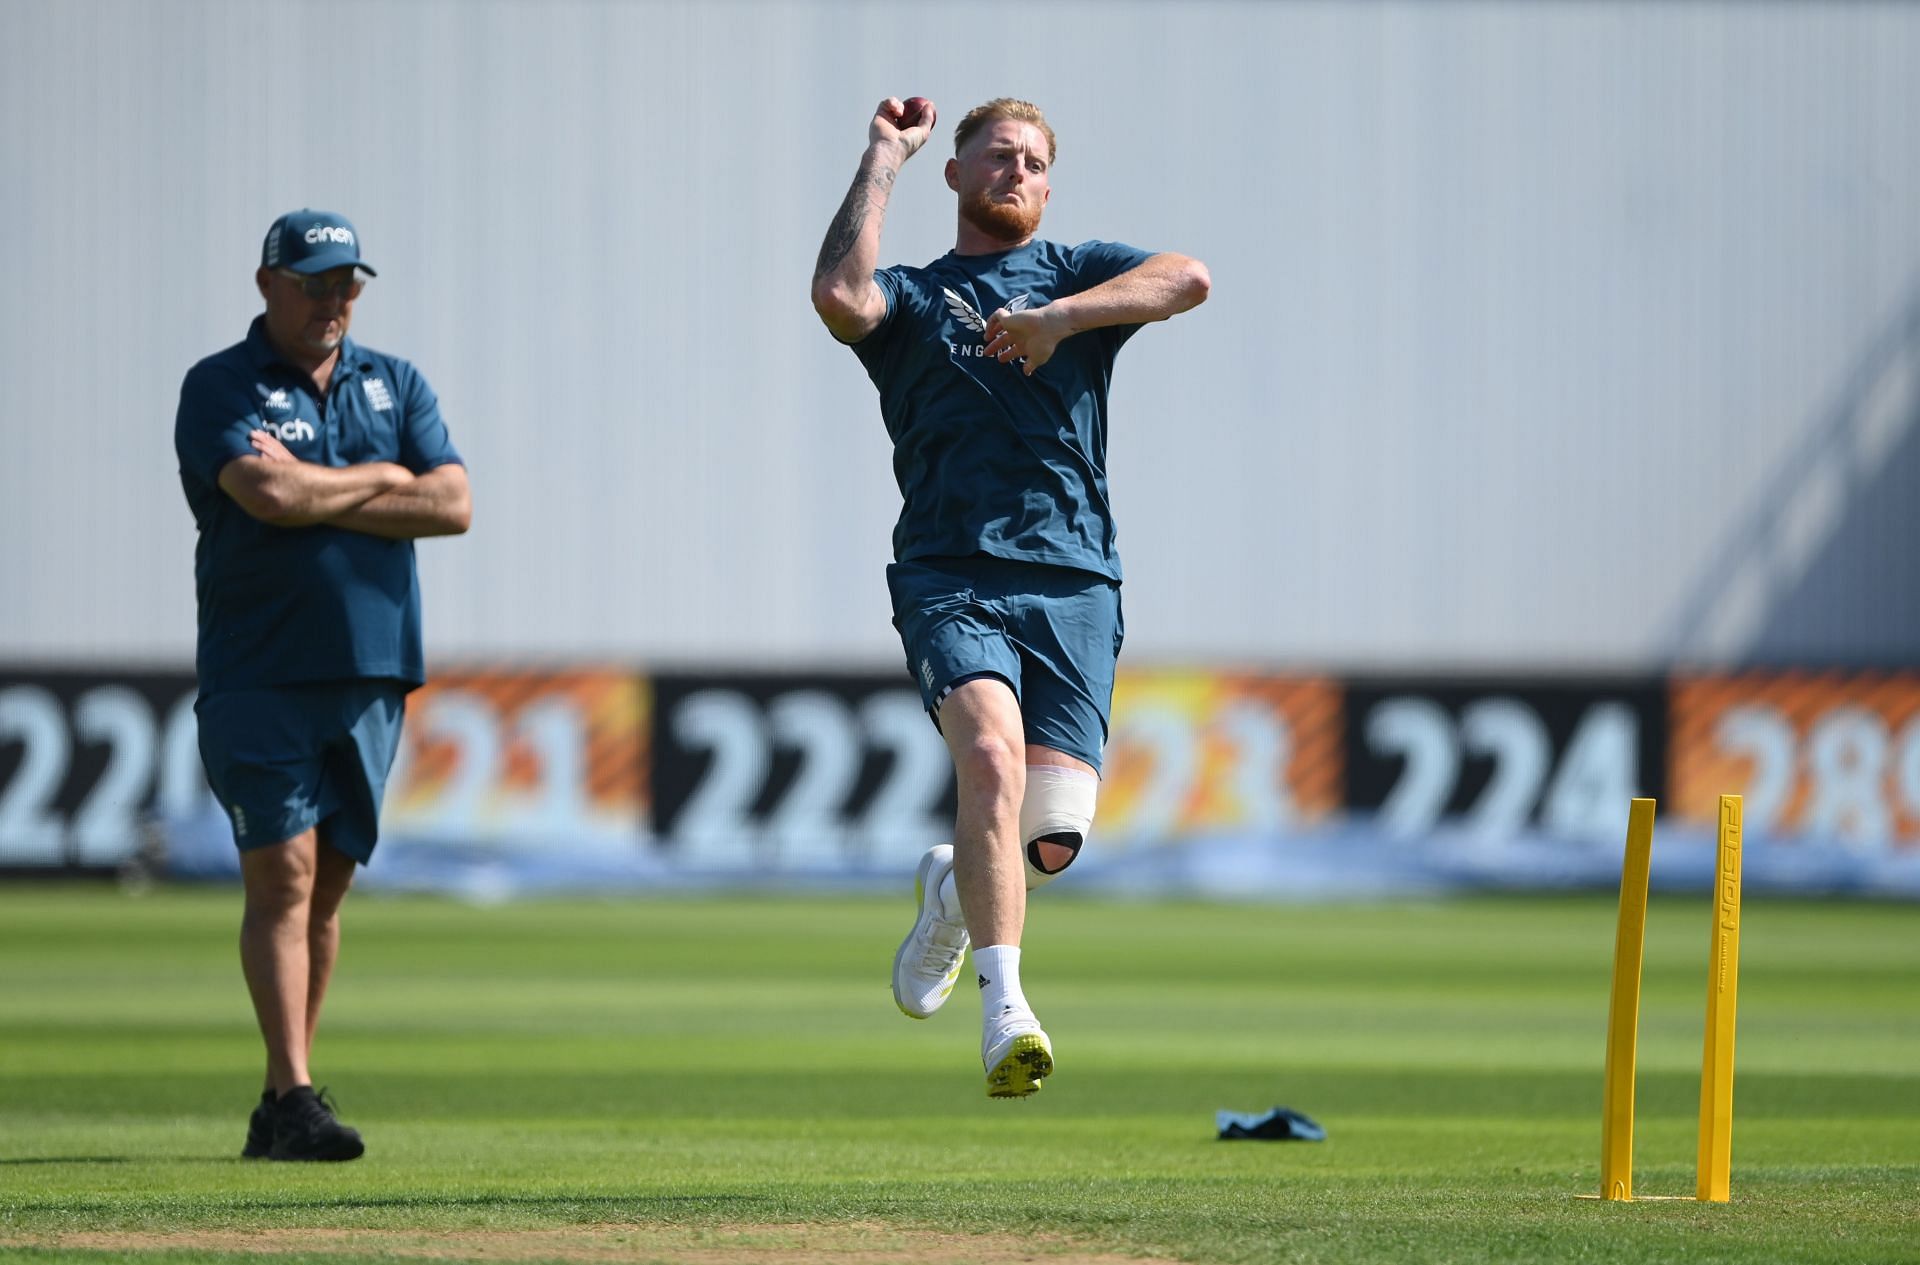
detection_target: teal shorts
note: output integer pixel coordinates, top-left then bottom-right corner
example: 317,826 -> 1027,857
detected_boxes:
194,681 -> 408,863
887,555 -> 1123,771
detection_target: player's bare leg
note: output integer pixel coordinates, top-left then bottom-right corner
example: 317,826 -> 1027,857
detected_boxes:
893,678 -> 1021,1018
938,678 -> 1028,947
937,678 -> 1054,1096
893,705 -> 1093,1023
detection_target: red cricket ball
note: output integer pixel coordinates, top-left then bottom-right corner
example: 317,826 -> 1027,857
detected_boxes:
902,97 -> 935,128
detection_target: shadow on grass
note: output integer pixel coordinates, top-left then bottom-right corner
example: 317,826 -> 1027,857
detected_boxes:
0,1156 -> 242,1166
8,1192 -> 783,1216
4,1067 -> 1912,1123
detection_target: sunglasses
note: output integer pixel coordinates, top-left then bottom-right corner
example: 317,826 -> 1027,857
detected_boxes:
278,269 -> 367,301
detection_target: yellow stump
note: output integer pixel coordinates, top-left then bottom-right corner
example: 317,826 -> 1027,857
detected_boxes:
1600,798 -> 1656,1201
1696,794 -> 1743,1202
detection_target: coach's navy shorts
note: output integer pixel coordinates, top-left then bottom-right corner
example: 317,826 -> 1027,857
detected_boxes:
195,681 -> 408,864
887,555 -> 1123,772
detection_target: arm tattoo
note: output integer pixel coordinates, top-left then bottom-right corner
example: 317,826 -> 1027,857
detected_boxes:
814,159 -> 898,280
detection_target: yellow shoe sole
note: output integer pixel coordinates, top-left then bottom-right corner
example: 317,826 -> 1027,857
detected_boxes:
985,1033 -> 1054,1099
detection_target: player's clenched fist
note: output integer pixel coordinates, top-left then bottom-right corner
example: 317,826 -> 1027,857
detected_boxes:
870,96 -> 937,158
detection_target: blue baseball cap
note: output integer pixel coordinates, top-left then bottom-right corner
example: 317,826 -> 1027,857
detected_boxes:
260,209 -> 377,277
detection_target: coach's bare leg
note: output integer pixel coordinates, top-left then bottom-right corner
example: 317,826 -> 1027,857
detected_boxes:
939,678 -> 1028,947
239,828 -> 320,1096
301,833 -> 358,1068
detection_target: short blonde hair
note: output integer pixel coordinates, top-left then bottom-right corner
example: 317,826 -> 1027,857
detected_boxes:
953,98 -> 1057,166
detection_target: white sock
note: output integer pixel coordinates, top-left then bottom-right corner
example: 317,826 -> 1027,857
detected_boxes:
936,868 -> 964,920
974,944 -> 1029,1018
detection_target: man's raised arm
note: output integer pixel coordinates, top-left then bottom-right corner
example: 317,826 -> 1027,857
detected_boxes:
810,97 -> 938,344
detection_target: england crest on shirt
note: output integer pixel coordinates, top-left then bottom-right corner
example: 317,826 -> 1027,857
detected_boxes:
942,289 -> 1030,359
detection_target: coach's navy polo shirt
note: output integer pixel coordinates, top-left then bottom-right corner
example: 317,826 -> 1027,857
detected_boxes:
850,239 -> 1153,582
174,317 -> 462,697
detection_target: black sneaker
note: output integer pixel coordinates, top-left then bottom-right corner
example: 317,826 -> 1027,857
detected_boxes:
268,1085 -> 365,1162
240,1089 -> 275,1158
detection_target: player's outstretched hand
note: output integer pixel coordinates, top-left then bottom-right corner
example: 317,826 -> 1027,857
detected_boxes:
870,96 -> 937,160
984,305 -> 1066,375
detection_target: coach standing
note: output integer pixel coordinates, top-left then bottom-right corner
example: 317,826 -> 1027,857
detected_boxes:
174,210 -> 471,1161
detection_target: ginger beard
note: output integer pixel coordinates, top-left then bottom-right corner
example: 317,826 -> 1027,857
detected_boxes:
961,184 -> 1045,244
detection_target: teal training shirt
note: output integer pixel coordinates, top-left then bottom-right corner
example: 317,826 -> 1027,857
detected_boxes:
174,317 -> 463,696
851,239 -> 1153,581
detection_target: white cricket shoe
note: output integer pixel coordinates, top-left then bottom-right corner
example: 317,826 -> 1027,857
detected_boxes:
982,1006 -> 1053,1099
892,844 -> 970,1019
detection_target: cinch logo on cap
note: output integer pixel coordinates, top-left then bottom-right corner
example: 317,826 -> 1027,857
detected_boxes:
262,209 -> 377,277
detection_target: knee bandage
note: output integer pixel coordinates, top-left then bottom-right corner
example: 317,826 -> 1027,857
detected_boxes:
1020,765 -> 1098,890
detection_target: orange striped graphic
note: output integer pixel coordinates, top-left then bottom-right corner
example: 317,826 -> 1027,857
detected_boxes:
391,669 -> 648,821
1671,672 -> 1920,843
1102,671 -> 1341,834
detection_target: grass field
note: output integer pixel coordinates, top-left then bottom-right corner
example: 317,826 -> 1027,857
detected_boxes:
0,884 -> 1915,1264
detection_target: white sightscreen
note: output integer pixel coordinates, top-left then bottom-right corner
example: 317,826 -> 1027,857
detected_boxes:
3,0 -> 1917,668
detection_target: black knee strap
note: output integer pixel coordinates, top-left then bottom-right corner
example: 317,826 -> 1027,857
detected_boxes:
1025,831 -> 1083,875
